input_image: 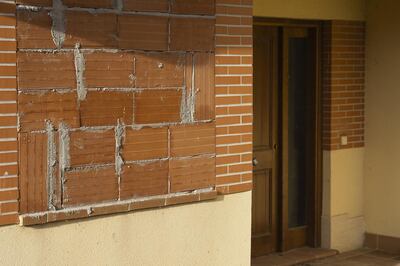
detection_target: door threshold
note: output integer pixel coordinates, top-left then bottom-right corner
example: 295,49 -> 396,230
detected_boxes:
251,247 -> 338,266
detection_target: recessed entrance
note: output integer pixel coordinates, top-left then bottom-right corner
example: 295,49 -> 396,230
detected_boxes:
251,18 -> 322,257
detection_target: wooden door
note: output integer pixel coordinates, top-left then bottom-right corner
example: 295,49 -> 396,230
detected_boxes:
251,25 -> 279,257
281,27 -> 318,251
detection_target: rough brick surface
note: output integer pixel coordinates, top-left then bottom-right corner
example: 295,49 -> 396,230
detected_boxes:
19,133 -> 48,213
63,167 -> 119,207
171,0 -> 215,15
69,129 -> 115,167
123,0 -> 169,12
85,52 -> 135,88
122,127 -> 168,161
134,90 -> 182,124
10,0 -> 224,225
80,91 -> 134,127
17,10 -> 54,49
18,52 -> 76,89
170,17 -> 215,52
64,11 -> 117,48
170,156 -> 216,192
120,161 -> 169,199
170,123 -> 216,157
135,52 -> 185,88
18,91 -> 79,131
118,15 -> 169,51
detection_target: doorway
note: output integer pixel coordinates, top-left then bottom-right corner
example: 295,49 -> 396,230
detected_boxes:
251,18 -> 322,257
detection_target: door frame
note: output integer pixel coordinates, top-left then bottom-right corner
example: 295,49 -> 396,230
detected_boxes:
253,17 -> 323,249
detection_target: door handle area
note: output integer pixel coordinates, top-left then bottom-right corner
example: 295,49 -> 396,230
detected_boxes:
273,143 -> 278,151
252,158 -> 259,166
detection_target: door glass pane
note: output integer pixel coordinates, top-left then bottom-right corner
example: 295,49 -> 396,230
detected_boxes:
288,37 -> 309,228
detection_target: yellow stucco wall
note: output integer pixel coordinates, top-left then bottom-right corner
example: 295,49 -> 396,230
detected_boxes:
0,192 -> 251,266
254,0 -> 366,21
322,148 -> 365,252
364,0 -> 400,238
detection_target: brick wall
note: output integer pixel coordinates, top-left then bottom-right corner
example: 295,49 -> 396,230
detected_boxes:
215,0 -> 253,194
323,20 -> 365,150
0,0 -> 255,226
0,0 -> 19,226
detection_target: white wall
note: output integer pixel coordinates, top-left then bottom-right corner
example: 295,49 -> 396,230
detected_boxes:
364,0 -> 400,238
0,192 -> 251,266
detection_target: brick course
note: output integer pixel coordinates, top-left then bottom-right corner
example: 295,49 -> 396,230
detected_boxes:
0,0 -> 18,225
323,21 -> 365,150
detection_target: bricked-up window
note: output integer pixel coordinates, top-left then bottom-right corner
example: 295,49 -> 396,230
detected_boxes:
16,0 -> 218,225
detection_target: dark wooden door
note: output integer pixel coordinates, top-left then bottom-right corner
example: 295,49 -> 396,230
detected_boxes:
251,25 -> 279,257
281,27 -> 317,251
252,20 -> 321,257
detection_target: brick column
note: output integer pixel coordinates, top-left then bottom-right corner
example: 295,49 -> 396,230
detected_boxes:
215,0 -> 253,194
323,20 -> 365,150
0,0 -> 18,225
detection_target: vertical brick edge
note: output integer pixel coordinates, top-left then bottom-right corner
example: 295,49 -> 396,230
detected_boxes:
215,0 -> 253,194
0,0 -> 18,225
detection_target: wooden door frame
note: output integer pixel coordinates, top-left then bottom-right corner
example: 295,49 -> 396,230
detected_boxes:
253,17 -> 323,249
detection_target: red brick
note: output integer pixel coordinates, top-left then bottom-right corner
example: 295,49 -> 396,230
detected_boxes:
85,52 -> 135,88
19,132 -> 47,214
135,52 -> 185,88
69,129 -> 115,167
123,0 -> 169,12
0,201 -> 18,213
170,156 -> 216,192
17,10 -> 55,49
18,52 -> 76,90
194,53 -> 215,120
63,0 -> 113,8
63,167 -> 118,207
18,91 -> 79,132
134,89 -> 182,124
170,122 -> 215,157
120,161 -> 168,199
122,127 -> 168,161
80,91 -> 133,127
118,14 -> 168,51
171,0 -> 215,15
170,17 -> 215,52
0,214 -> 18,225
64,11 -> 117,48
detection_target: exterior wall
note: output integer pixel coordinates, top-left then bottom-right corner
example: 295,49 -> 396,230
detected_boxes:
253,0 -> 365,21
215,0 -> 253,194
364,0 -> 400,238
0,192 -> 251,266
0,1 -> 18,225
321,148 -> 365,252
252,2 -> 366,252
0,0 -> 254,265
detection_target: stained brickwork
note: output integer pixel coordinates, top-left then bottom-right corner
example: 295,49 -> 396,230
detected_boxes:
0,0 -> 256,226
15,0 -> 219,225
323,21 -> 365,150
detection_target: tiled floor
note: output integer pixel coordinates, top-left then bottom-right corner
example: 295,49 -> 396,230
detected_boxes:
252,248 -> 400,266
252,247 -> 338,266
303,248 -> 400,266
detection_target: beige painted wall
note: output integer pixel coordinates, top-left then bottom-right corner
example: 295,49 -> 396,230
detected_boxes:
322,148 -> 365,252
364,0 -> 400,238
0,192 -> 251,266
254,0 -> 366,21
